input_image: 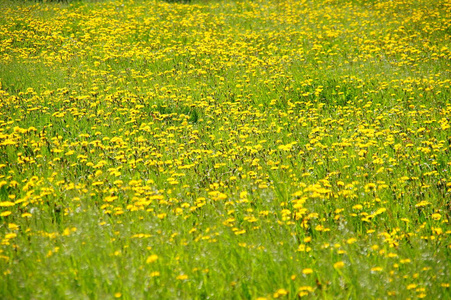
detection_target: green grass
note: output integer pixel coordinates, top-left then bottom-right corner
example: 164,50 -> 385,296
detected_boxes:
0,0 -> 450,299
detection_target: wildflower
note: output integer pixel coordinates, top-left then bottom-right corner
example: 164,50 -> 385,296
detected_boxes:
146,254 -> 158,264
273,289 -> 288,298
4,233 -> 17,239
176,274 -> 188,280
415,201 -> 431,208
431,213 -> 441,220
302,268 -> 313,275
347,238 -> 357,244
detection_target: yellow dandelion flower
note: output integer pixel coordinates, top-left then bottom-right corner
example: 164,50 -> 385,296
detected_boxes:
4,233 -> 17,239
146,254 -> 158,264
431,213 -> 441,220
347,238 -> 357,244
302,268 -> 313,275
176,274 -> 188,280
334,261 -> 345,269
415,201 -> 430,208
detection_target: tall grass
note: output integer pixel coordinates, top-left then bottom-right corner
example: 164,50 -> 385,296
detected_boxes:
0,0 -> 450,298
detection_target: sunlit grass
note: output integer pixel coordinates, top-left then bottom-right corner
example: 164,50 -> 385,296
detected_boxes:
0,0 -> 450,298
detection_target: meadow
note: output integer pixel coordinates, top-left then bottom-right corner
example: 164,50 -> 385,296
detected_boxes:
0,0 -> 450,298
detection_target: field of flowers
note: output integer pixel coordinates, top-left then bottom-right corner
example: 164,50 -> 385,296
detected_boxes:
0,0 -> 450,298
